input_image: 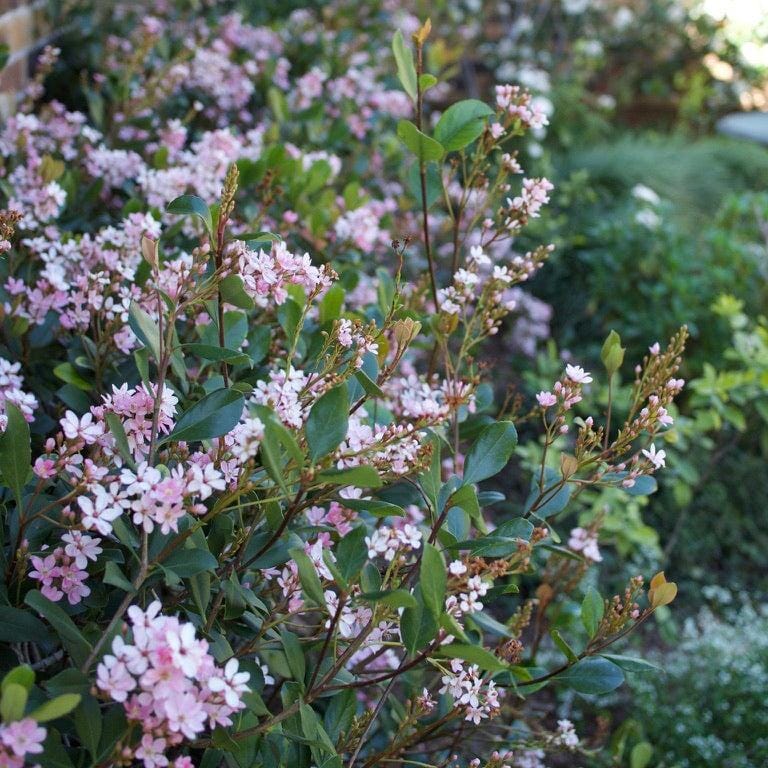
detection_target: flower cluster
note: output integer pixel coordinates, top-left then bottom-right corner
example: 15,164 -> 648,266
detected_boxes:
439,659 -> 503,724
97,602 -> 249,763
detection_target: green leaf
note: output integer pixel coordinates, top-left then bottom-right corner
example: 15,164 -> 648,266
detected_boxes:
319,285 -> 344,323
25,591 -> 92,668
289,547 -> 325,608
396,120 -> 445,163
105,412 -> 136,470
353,369 -> 384,398
53,362 -> 92,391
167,388 -> 244,444
335,526 -> 368,583
524,468 -> 572,517
463,421 -> 517,485
341,498 -> 404,518
0,403 -> 31,508
74,695 -> 102,759
280,629 -> 306,685
400,585 -> 438,656
420,543 -> 446,620
128,301 -> 161,361
38,727 -> 76,768
167,194 -> 213,234
419,73 -> 438,91
434,99 -> 494,152
447,484 -> 486,534
550,629 -> 579,663
103,561 -> 135,593
558,657 -> 624,695
581,588 -> 604,638
631,742 -> 654,768
0,682 -> 28,722
392,30 -> 417,102
163,547 -> 218,577
306,386 -> 349,461
0,606 -> 50,643
2,666 -> 34,693
316,465 -> 382,488
182,343 -> 252,367
360,589 -> 416,608
599,654 -> 662,674
439,643 -> 508,672
219,274 -> 255,311
28,693 -> 81,723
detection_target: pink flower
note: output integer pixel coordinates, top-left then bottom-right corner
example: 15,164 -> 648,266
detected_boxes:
60,410 -> 103,444
135,734 -> 168,768
207,658 -> 250,708
536,391 -> 557,407
0,718 -> 46,757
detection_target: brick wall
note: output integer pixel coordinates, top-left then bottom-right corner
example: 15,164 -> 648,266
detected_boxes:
0,0 -> 50,118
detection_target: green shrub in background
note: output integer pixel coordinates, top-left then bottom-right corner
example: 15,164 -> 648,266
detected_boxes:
629,601 -> 768,767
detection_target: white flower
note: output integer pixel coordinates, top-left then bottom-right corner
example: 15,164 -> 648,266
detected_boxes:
565,364 -> 592,384
642,443 -> 666,469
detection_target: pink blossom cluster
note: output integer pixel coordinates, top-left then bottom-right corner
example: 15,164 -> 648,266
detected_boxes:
365,523 -> 422,562
438,659 -> 503,724
494,84 -> 550,130
504,178 -> 554,227
96,601 -> 249,766
28,531 -> 102,604
568,527 -> 602,562
0,357 -> 38,425
234,240 -> 335,306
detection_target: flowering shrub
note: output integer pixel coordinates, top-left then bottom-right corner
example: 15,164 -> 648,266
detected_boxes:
0,5 -> 689,768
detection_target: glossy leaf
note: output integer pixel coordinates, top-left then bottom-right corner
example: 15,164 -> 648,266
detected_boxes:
558,657 -> 624,695
392,30 -> 417,102
0,403 -> 31,508
434,99 -> 494,152
463,421 -> 518,485
305,385 -> 349,461
396,120 -> 444,163
167,388 -> 244,444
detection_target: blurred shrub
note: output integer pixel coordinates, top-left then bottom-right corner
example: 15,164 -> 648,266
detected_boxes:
630,602 -> 768,767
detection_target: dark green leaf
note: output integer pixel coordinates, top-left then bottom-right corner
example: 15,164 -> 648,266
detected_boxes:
25,591 -> 92,668
360,589 -> 416,608
420,543 -> 446,620
400,585 -> 438,656
335,526 -> 368,582
288,548 -> 325,608
581,588 -> 604,638
0,606 -> 50,643
163,548 -> 218,577
167,388 -> 244,444
558,657 -> 624,695
167,194 -> 213,234
128,301 -> 160,361
463,421 -> 518,485
0,403 -> 31,508
219,274 -> 255,310
439,643 -> 508,672
316,465 -> 382,488
306,386 -> 349,461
